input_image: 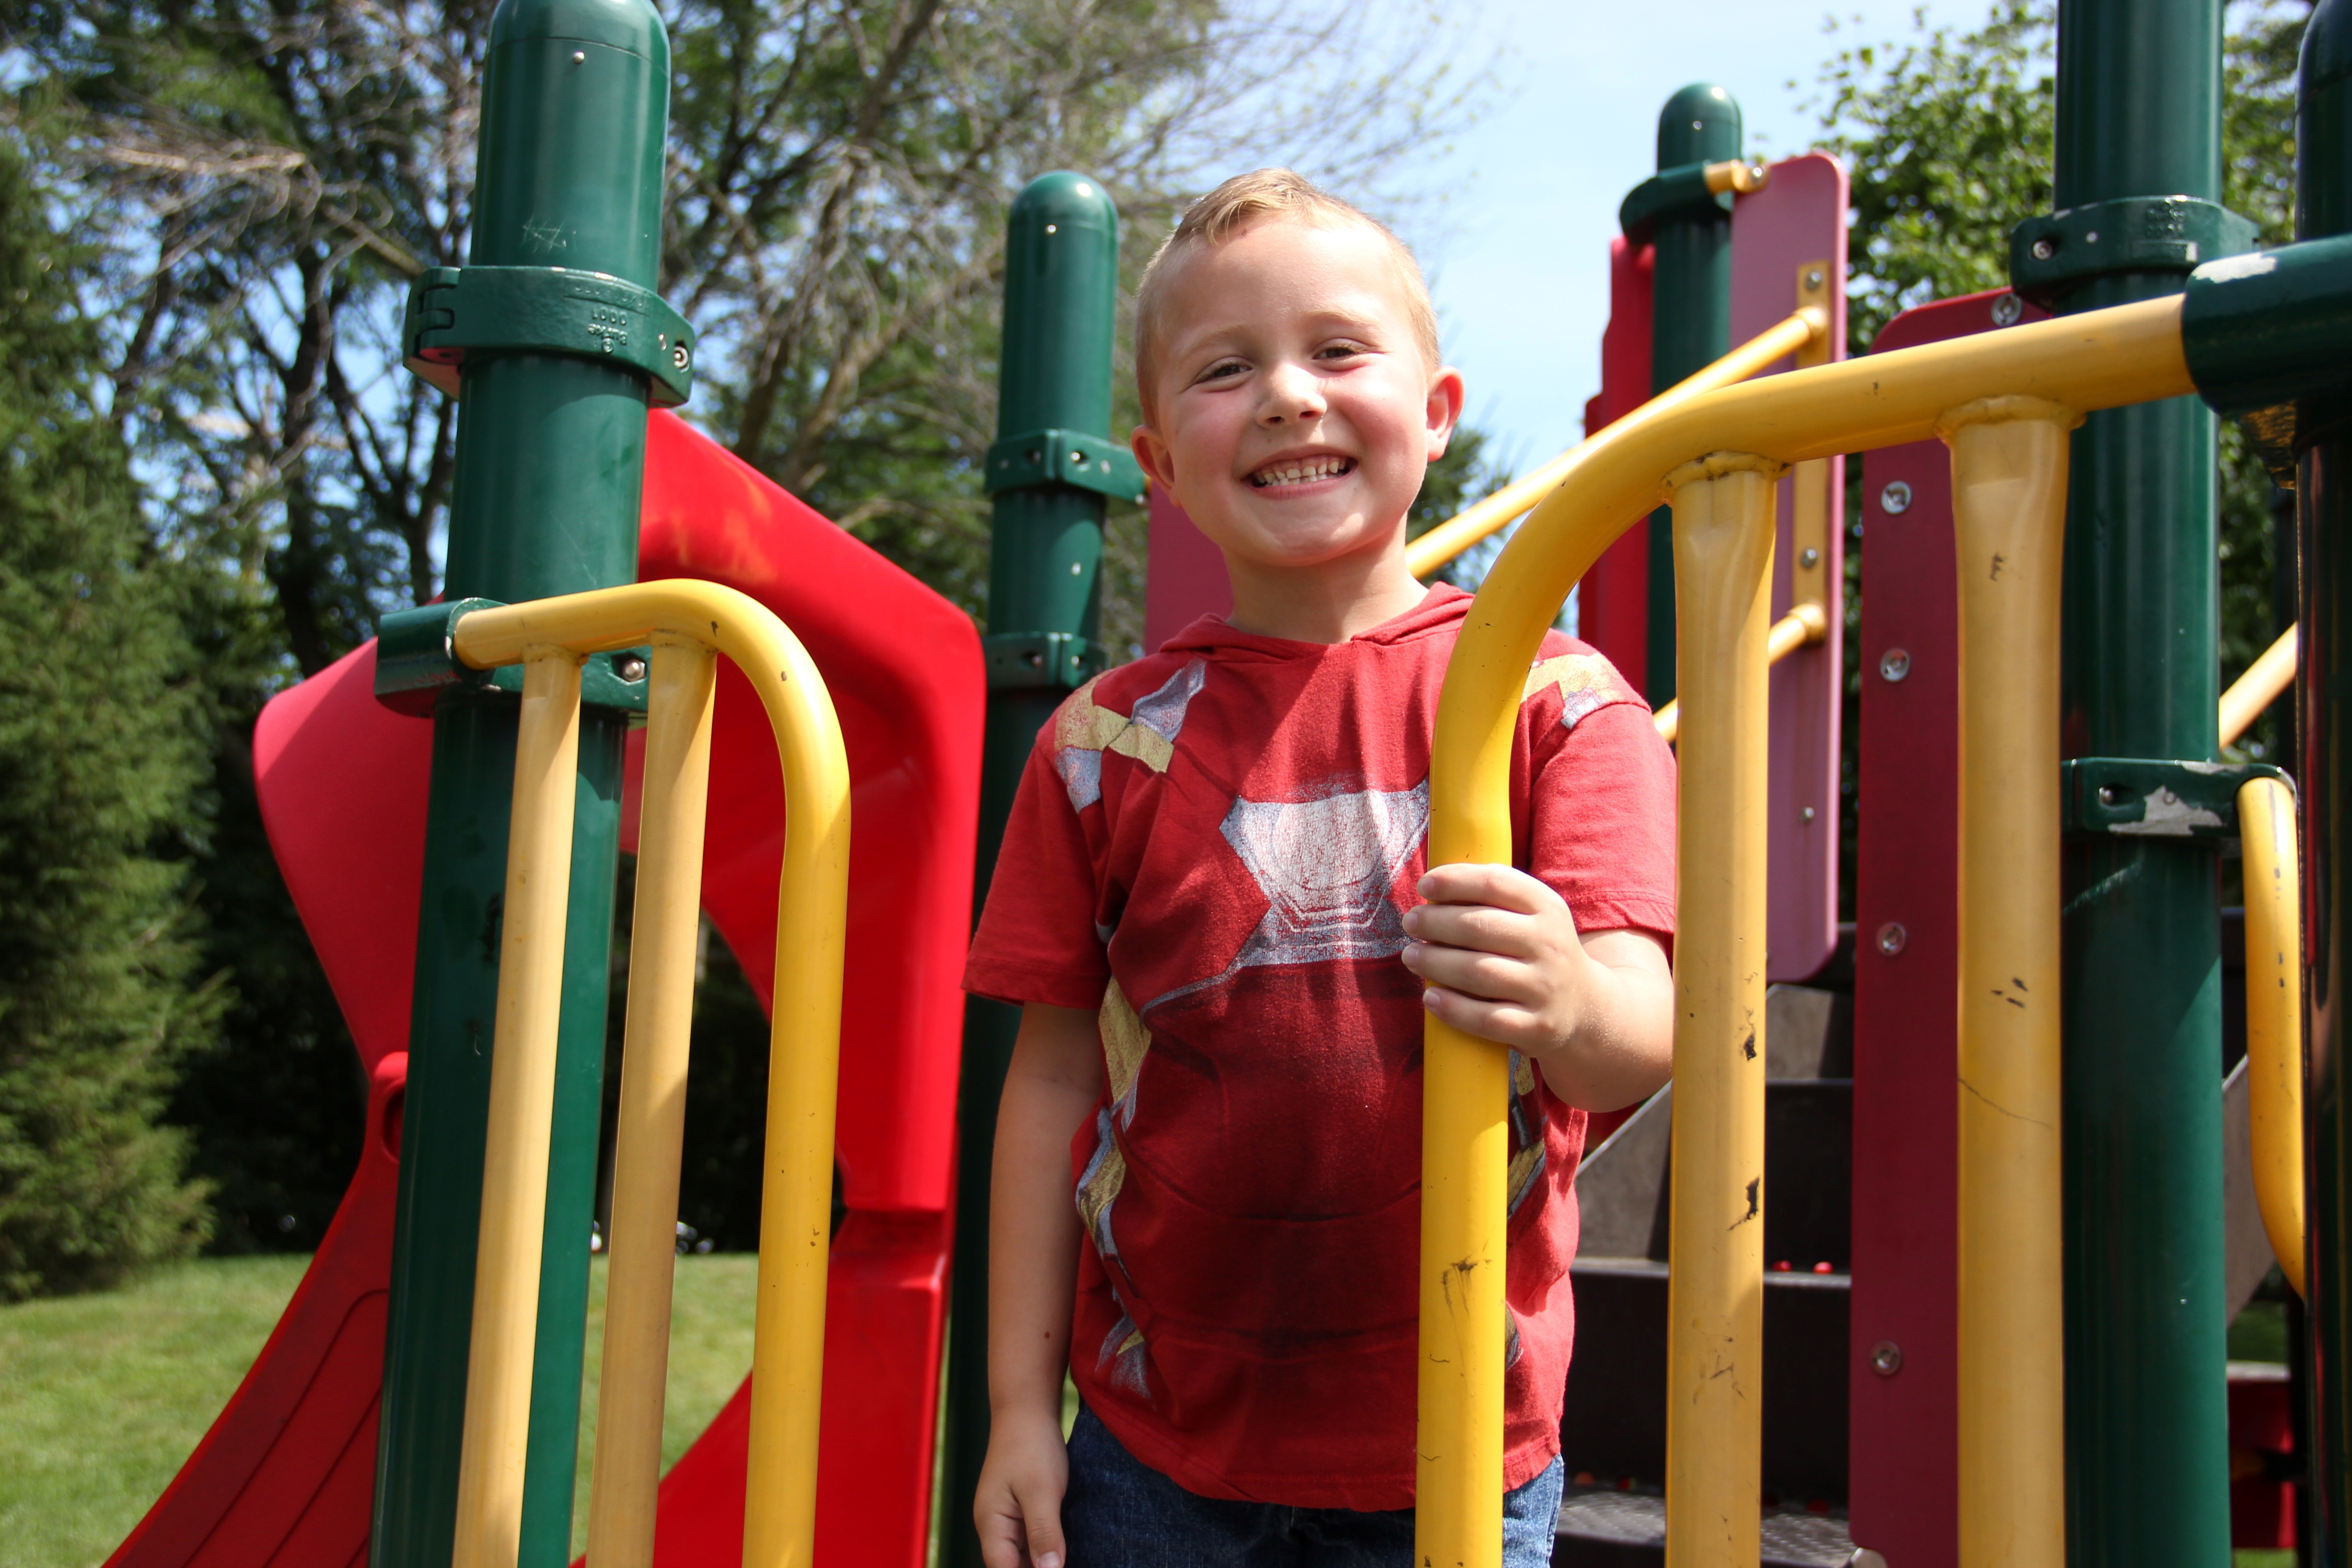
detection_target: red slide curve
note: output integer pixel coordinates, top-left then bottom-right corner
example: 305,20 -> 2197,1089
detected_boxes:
105,411 -> 985,1568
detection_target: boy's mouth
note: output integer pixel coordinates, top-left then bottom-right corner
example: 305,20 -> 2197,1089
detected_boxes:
1248,455 -> 1355,489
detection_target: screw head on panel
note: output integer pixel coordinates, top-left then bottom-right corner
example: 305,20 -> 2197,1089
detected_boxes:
1870,1339 -> 1904,1375
2031,236 -> 2056,260
1798,547 -> 1820,569
671,343 -> 691,371
1879,648 -> 1911,682
1875,922 -> 1907,957
614,654 -> 647,682
1880,480 -> 1913,514
1991,292 -> 2024,326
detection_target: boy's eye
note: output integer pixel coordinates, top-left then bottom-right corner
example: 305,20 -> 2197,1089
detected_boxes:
1196,358 -> 1248,383
1316,342 -> 1369,362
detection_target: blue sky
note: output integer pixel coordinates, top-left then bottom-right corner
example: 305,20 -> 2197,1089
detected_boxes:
1397,0 -> 1978,477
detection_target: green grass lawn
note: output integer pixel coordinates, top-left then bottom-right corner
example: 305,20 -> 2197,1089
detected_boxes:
0,1252 -> 759,1567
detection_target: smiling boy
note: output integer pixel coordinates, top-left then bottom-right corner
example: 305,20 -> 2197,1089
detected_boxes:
964,170 -> 1679,1567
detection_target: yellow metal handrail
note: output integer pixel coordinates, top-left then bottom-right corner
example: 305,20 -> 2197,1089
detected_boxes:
1417,292 -> 2191,1568
2220,623 -> 2299,750
444,580 -> 852,1568
2240,774 -> 2306,1297
1403,306 -> 1829,580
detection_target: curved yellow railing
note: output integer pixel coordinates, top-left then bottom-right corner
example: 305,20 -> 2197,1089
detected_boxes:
1650,603 -> 1826,744
2220,623 -> 2299,750
444,580 -> 852,1568
1416,293 -> 2191,1568
2240,774 -> 2306,1298
1403,306 -> 1829,580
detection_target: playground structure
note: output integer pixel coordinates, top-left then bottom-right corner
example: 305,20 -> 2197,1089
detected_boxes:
69,0 -> 2352,1566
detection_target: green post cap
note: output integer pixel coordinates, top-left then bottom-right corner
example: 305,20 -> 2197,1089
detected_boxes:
1658,82 -> 1743,169
998,171 -> 1122,446
490,0 -> 667,58
1009,169 -> 1119,237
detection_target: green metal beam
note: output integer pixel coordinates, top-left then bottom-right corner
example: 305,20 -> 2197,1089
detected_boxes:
371,4 -> 672,1564
941,171 -> 1126,1568
2297,3 -> 2352,1560
2037,1 -> 2233,1561
1640,83 -> 1740,707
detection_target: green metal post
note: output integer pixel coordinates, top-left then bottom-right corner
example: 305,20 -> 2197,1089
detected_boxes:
941,172 -> 1127,1568
371,4 -> 671,1565
1641,83 -> 1740,706
2036,1 -> 2233,1560
2299,5 -> 2352,1561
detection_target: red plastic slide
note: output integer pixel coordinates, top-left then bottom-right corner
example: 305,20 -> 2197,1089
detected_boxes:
105,411 -> 985,1568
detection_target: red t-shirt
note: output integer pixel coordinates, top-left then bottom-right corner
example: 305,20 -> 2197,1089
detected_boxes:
963,584 -> 1676,1509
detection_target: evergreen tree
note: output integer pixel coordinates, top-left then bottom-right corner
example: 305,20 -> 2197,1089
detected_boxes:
0,140 -> 219,1298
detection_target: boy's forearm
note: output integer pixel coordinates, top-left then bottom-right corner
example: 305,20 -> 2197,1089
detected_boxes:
986,1011 -> 1101,1426
1528,932 -> 1676,1113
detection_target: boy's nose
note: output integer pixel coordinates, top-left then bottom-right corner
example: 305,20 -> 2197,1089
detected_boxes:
1256,361 -> 1327,425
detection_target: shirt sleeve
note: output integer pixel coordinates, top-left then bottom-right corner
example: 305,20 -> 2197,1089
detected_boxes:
963,718 -> 1113,1010
1519,687 -> 1678,946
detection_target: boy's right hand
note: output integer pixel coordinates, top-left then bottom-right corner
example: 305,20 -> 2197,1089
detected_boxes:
975,1409 -> 1071,1568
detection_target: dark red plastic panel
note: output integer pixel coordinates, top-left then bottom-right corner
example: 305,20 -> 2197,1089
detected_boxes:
1848,287 -> 2047,1568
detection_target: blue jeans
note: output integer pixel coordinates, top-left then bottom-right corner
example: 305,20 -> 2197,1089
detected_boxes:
1061,1405 -> 1563,1566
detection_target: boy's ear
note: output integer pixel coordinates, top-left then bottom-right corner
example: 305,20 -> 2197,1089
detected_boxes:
1424,364 -> 1468,461
1132,424 -> 1179,494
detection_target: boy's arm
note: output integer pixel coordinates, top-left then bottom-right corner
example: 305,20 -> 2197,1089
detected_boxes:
1401,863 -> 1675,1111
975,1001 -> 1105,1568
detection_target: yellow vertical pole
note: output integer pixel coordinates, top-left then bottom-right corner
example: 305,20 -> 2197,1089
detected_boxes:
1414,1004 -> 1510,1563
451,649 -> 586,1568
1661,451 -> 1781,1568
741,633 -> 855,1568
2239,774 -> 2307,1298
584,638 -> 719,1568
1941,397 -> 2075,1568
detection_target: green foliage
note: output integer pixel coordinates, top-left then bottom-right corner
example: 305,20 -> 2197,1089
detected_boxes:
0,143 -> 217,1299
1812,1 -> 2056,356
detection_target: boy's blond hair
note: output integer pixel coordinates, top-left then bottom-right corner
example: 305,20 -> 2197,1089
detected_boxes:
1133,169 -> 1440,410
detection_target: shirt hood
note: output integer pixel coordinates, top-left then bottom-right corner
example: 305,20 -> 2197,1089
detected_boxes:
1157,583 -> 1473,660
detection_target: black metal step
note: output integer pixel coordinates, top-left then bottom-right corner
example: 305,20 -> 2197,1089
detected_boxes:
1551,1487 -> 1857,1567
1560,983 -> 1857,1510
1558,1261 -> 1850,1502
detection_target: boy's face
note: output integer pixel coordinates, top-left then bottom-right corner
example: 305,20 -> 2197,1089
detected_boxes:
1132,218 -> 1463,580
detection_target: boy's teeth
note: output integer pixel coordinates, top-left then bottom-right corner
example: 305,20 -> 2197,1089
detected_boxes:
1250,456 -> 1352,487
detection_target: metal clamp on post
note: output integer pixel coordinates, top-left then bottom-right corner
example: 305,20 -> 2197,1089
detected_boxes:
374,599 -> 651,717
981,630 -> 1110,692
983,427 -> 1146,502
402,265 -> 696,407
1617,157 -> 1767,245
2059,756 -> 2290,840
2008,196 -> 2258,308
